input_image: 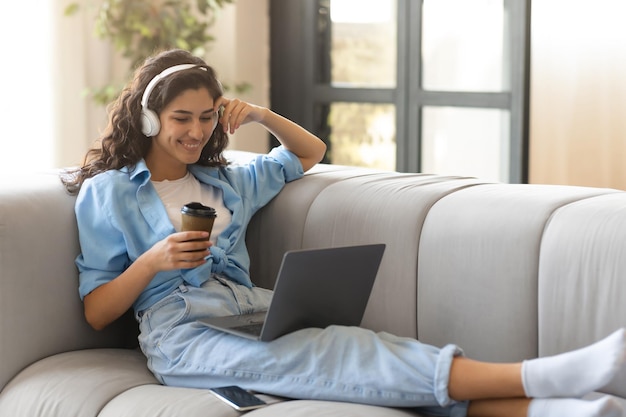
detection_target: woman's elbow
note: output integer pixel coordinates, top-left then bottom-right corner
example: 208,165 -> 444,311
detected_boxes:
83,301 -> 114,331
85,309 -> 109,331
314,139 -> 327,162
301,140 -> 327,172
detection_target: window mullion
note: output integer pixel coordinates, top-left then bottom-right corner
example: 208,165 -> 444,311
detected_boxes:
405,0 -> 423,173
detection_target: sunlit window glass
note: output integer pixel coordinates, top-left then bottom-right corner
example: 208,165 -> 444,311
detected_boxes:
326,103 -> 396,171
422,0 -> 508,92
422,107 -> 510,182
328,0 -> 397,87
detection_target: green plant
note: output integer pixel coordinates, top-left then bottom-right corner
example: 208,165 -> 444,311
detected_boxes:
65,0 -> 249,105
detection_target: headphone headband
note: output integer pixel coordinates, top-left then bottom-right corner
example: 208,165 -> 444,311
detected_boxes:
140,63 -> 207,136
141,63 -> 201,108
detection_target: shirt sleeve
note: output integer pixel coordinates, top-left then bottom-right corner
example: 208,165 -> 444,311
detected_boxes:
75,176 -> 130,300
222,146 -> 305,213
266,145 -> 305,183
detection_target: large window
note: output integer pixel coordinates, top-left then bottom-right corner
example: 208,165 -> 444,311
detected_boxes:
270,0 -> 530,183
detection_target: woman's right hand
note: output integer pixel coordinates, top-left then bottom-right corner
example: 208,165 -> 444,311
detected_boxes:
141,231 -> 212,274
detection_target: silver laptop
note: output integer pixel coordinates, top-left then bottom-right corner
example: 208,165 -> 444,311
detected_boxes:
197,243 -> 386,341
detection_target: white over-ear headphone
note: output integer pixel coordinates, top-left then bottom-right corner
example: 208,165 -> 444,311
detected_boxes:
140,63 -> 200,137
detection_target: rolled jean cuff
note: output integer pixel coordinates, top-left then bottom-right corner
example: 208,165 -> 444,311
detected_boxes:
449,400 -> 470,417
434,343 -> 465,407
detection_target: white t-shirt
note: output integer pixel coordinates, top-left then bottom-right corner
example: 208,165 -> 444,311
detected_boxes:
152,171 -> 232,244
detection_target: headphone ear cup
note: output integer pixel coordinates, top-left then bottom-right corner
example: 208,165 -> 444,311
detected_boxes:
141,109 -> 161,137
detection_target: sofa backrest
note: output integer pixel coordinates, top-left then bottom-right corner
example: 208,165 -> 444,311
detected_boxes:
417,183 -> 623,362
247,165 -> 485,338
0,172 -> 137,390
248,165 -> 626,398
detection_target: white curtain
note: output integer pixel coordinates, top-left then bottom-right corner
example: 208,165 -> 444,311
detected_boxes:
0,0 -> 113,173
530,0 -> 626,188
51,0 -> 115,169
0,1 -> 54,171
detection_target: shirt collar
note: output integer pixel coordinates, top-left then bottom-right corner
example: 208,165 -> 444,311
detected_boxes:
124,160 -> 222,183
121,159 -> 151,182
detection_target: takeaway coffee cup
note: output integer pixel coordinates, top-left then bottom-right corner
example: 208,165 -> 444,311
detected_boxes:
181,202 -> 217,240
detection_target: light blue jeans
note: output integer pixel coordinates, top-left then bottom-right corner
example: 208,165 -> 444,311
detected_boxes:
136,275 -> 468,417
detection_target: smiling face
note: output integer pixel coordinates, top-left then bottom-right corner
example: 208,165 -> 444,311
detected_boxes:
145,87 -> 218,181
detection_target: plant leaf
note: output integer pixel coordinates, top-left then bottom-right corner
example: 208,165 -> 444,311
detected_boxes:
63,3 -> 80,16
64,0 -> 247,106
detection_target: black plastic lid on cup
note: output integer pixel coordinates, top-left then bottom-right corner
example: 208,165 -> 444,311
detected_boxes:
181,202 -> 217,217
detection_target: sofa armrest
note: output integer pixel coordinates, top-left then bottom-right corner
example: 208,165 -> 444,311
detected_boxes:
0,172 -> 136,391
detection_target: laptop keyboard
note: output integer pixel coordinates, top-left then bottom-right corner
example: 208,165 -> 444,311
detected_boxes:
232,322 -> 264,336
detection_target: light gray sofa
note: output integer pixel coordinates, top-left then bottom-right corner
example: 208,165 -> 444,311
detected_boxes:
1,157 -> 625,416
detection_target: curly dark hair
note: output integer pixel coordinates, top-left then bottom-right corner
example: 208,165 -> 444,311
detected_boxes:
62,49 -> 229,194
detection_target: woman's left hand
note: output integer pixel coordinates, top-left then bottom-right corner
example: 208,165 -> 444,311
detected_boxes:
214,97 -> 267,134
214,96 -> 326,172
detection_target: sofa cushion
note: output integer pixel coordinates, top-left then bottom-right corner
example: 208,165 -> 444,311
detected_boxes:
538,192 -> 626,398
247,163 -> 387,290
247,400 -> 424,417
302,173 -> 483,338
0,348 -> 156,417
97,384 -> 242,417
0,346 -> 427,417
98,383 -> 427,417
417,183 -> 617,362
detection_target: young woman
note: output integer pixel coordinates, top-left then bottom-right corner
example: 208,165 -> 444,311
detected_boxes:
63,49 -> 626,417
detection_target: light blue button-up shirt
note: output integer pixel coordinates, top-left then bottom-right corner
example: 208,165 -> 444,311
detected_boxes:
75,146 -> 303,313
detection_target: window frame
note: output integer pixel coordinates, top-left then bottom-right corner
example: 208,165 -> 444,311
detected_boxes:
270,0 -> 531,182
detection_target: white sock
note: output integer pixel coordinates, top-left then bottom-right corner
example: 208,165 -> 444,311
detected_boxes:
522,328 -> 626,398
528,397 -> 624,417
